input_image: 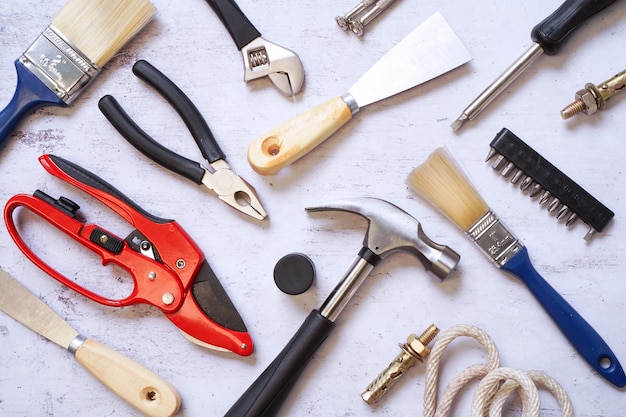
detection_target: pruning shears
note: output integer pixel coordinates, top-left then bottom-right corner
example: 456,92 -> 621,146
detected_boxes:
4,154 -> 253,356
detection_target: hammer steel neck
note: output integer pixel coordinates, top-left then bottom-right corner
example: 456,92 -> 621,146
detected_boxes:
320,250 -> 377,322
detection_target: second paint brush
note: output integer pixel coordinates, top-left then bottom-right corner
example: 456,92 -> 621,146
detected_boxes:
407,147 -> 626,387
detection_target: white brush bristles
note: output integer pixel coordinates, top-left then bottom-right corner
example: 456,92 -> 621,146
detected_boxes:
51,0 -> 156,67
407,147 -> 490,231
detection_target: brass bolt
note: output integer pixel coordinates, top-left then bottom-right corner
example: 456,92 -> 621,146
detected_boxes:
361,324 -> 439,405
561,69 -> 626,119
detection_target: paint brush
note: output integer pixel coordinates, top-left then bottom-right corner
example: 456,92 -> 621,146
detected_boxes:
407,147 -> 626,388
0,0 -> 156,150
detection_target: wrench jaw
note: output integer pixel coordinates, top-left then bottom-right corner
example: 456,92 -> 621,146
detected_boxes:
241,36 -> 304,96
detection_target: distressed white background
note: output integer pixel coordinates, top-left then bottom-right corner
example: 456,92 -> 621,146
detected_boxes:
0,0 -> 625,416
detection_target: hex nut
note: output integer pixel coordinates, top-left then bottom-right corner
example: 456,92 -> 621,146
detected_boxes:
405,334 -> 429,358
574,89 -> 598,115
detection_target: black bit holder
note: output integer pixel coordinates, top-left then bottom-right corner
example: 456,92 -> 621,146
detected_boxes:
486,128 -> 614,240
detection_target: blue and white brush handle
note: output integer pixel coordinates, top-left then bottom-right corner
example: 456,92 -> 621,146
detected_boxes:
501,247 -> 626,387
468,211 -> 625,387
1,26 -> 101,151
0,60 -> 65,148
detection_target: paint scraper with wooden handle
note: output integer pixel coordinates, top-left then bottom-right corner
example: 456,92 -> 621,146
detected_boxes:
247,12 -> 471,175
0,267 -> 181,417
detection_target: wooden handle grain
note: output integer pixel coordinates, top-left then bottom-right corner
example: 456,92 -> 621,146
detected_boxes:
247,96 -> 353,175
74,339 -> 181,417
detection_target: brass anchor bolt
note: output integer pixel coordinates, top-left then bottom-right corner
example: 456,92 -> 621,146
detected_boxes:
361,324 -> 439,405
561,69 -> 626,119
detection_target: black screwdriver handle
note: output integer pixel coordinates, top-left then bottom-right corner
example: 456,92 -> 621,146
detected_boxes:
224,310 -> 335,417
132,60 -> 226,164
98,95 -> 206,185
531,0 -> 617,55
205,0 -> 261,50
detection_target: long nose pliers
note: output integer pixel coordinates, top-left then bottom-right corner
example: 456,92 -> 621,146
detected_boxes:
98,60 -> 267,220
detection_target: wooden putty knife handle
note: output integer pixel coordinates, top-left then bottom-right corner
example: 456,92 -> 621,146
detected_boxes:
247,96 -> 353,175
74,338 -> 181,417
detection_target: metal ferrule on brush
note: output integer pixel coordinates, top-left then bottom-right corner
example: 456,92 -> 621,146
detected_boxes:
466,210 -> 523,267
20,26 -> 100,103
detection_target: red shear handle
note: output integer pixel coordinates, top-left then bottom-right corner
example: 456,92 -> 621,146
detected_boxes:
38,154 -> 206,290
4,194 -> 184,313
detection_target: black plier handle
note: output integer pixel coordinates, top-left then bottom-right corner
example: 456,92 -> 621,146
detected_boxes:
98,60 -> 267,220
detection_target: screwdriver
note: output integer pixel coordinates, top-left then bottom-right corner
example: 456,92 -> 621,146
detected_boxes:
451,0 -> 618,132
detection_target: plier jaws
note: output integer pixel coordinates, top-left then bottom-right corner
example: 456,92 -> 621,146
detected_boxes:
98,60 -> 267,220
241,36 -> 304,97
204,160 -> 267,220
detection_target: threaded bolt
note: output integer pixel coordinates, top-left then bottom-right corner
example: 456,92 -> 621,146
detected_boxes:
561,69 -> 625,119
417,324 -> 439,346
560,100 -> 587,119
336,0 -> 376,30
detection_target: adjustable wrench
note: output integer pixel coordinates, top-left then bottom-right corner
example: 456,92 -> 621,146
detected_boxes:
205,0 -> 304,96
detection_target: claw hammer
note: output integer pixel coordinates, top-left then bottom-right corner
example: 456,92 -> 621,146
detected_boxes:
224,197 -> 460,417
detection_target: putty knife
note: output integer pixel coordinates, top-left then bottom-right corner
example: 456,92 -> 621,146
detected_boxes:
0,268 -> 181,417
247,12 -> 471,175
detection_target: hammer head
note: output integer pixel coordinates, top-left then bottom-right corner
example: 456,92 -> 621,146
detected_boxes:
306,197 -> 460,280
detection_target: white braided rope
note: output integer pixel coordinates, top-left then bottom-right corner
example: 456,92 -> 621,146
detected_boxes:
422,324 -> 573,417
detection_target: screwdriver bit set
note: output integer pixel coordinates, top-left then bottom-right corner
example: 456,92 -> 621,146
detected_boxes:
486,128 -> 614,241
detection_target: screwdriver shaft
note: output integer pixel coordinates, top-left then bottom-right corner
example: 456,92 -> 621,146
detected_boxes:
452,43 -> 544,131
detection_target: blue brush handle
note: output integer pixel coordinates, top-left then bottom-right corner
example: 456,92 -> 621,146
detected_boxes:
0,60 -> 65,149
502,247 -> 626,387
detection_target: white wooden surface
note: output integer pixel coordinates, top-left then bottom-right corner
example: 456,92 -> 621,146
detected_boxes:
1,0 -> 625,416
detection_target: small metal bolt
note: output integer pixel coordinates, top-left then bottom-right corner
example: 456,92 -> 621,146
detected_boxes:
361,324 -> 439,405
336,0 -> 376,30
99,234 -> 109,244
561,69 -> 626,119
348,0 -> 399,37
162,292 -> 175,305
176,259 -> 186,269
148,272 -> 157,281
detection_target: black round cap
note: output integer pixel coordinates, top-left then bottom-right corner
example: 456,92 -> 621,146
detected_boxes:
273,253 -> 315,295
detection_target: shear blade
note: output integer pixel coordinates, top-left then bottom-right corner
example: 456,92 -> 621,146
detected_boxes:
178,329 -> 229,352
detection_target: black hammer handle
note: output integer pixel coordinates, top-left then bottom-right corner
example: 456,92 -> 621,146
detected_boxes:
530,0 -> 617,55
224,310 -> 335,417
205,0 -> 261,50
